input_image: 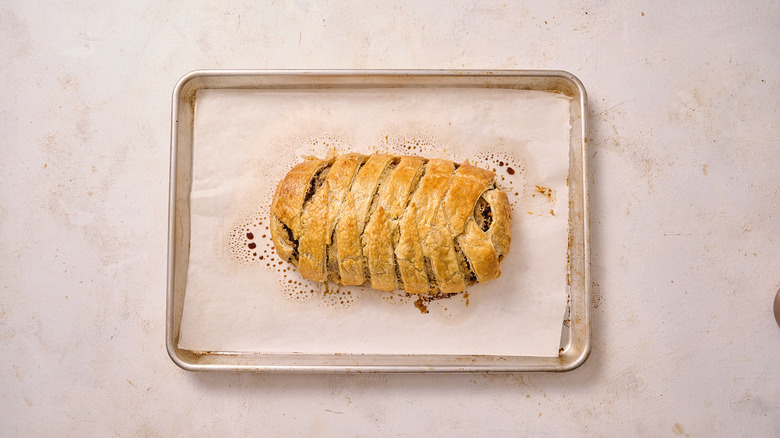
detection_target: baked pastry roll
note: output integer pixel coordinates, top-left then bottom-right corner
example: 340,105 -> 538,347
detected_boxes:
270,153 -> 512,294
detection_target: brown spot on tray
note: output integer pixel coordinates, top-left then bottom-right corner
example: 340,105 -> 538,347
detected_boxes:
535,185 -> 553,200
414,297 -> 429,314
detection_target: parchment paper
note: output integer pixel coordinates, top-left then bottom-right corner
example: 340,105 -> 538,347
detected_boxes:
178,87 -> 571,357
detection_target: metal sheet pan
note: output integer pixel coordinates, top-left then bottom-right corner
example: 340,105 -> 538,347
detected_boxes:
167,69 -> 590,372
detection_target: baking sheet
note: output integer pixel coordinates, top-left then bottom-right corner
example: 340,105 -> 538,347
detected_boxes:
177,86 -> 572,357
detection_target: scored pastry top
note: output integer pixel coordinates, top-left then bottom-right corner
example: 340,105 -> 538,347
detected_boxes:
270,153 -> 512,294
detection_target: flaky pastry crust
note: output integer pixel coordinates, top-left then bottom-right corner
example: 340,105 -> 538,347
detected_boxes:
270,153 -> 512,294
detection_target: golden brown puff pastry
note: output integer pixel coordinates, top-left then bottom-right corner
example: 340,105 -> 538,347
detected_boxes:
270,153 -> 513,294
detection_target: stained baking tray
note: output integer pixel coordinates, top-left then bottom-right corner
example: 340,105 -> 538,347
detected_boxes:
167,69 -> 590,372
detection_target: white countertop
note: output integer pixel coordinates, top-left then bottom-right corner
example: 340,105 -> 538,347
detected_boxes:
2,1 -> 779,435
